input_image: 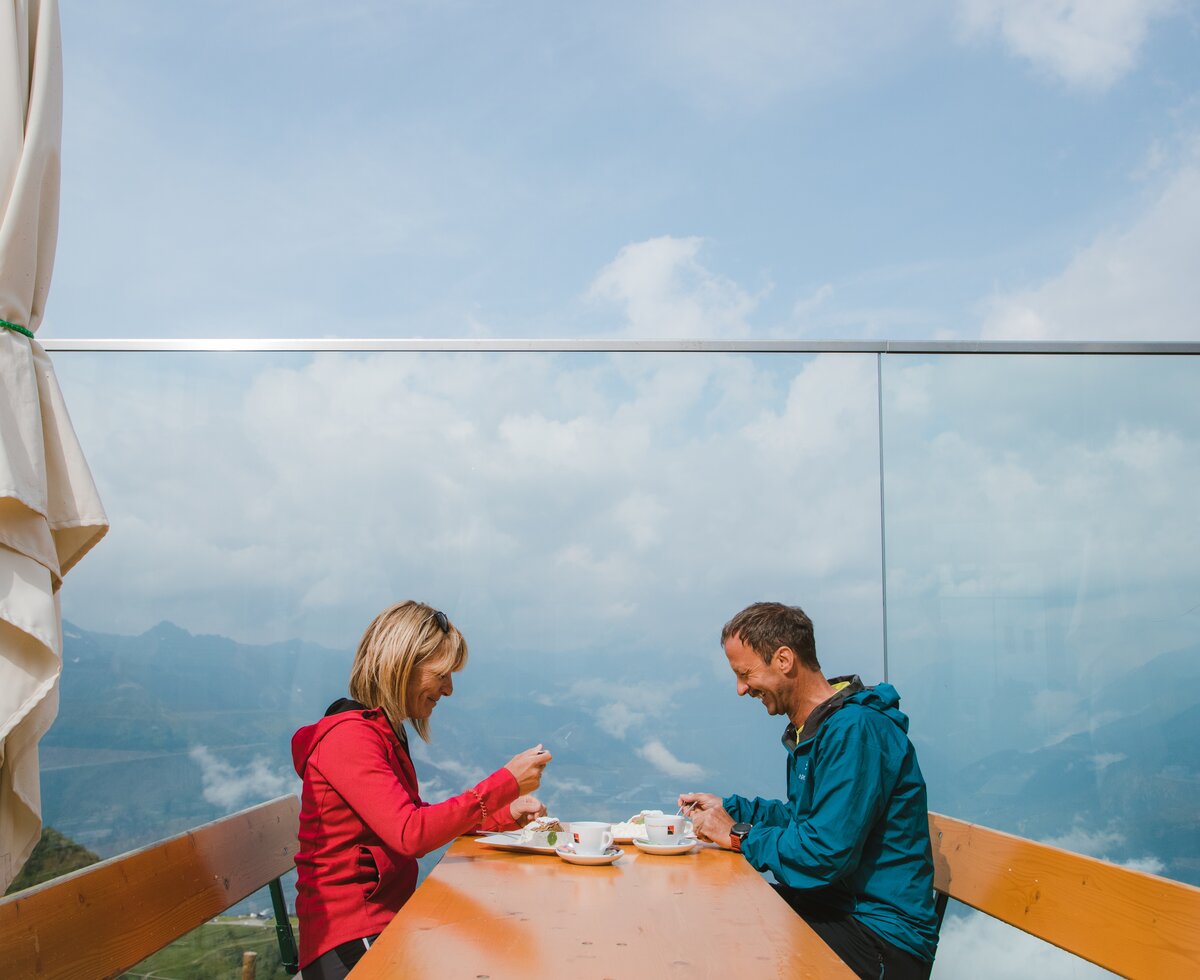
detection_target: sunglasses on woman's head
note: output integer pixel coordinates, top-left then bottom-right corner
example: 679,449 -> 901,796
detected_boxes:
431,610 -> 449,634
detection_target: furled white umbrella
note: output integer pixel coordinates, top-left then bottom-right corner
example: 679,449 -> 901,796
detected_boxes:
1,0 -> 108,891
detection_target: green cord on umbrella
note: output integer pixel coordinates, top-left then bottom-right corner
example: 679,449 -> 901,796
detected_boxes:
1,317 -> 34,339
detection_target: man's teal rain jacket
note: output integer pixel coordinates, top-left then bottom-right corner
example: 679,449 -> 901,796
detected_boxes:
724,677 -> 939,962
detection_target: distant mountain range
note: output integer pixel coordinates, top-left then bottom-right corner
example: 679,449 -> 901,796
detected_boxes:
41,621 -> 1200,889
43,619 -> 781,861
914,643 -> 1200,885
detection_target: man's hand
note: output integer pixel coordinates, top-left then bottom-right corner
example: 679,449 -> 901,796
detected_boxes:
677,791 -> 722,814
678,791 -> 736,848
509,795 -> 547,827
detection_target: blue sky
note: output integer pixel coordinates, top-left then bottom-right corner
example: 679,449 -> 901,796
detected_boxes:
42,0 -> 1200,341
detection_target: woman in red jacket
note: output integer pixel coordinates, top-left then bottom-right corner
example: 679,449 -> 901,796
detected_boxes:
291,600 -> 552,978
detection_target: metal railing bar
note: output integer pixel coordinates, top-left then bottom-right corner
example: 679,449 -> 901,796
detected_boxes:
35,338 -> 1200,354
876,352 -> 890,685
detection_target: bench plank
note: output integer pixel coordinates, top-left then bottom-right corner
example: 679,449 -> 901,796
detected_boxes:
929,811 -> 1200,979
0,795 -> 299,980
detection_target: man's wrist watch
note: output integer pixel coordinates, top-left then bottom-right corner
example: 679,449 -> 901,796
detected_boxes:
729,822 -> 752,852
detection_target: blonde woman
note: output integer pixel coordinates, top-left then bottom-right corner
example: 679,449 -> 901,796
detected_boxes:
291,601 -> 551,978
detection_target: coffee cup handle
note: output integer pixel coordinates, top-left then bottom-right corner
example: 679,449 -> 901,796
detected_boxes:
603,830 -> 613,850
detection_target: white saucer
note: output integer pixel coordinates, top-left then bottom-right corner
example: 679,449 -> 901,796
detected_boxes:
631,837 -> 699,855
476,832 -> 560,855
556,844 -> 623,866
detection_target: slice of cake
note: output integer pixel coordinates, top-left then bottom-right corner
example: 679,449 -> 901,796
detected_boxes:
520,816 -> 565,847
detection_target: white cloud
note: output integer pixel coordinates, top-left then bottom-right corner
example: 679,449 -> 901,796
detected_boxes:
1042,821 -> 1166,874
596,702 -> 644,740
58,348 -> 884,657
956,0 -> 1180,89
544,777 -> 598,800
570,678 -> 702,740
1043,823 -> 1126,856
980,158 -> 1200,340
418,775 -> 448,800
190,745 -> 296,811
588,236 -> 759,338
933,909 -> 1117,978
408,744 -> 488,786
1118,854 -> 1167,874
637,738 -> 705,781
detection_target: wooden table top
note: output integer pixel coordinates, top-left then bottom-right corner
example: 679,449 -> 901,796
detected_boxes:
352,836 -> 854,979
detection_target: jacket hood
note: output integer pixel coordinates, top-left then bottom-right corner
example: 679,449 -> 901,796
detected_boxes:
845,681 -> 910,733
291,699 -> 408,777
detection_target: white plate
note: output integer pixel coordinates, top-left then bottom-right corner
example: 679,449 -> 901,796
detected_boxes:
475,832 -> 563,855
556,844 -> 623,866
631,837 -> 699,855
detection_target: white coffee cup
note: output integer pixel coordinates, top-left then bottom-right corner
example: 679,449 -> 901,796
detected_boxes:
570,821 -> 614,856
644,813 -> 686,845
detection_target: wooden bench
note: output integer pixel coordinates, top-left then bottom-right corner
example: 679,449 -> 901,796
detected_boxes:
0,794 -> 300,980
929,811 -> 1200,978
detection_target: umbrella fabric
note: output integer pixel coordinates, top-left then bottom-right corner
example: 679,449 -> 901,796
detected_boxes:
1,0 -> 108,891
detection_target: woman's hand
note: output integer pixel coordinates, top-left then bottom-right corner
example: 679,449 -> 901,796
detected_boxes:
504,744 -> 552,794
509,795 -> 547,827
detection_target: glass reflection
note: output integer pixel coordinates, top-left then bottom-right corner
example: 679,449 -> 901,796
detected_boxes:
44,350 -> 884,889
882,354 -> 1199,977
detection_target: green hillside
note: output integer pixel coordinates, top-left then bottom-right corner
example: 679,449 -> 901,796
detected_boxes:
5,826 -> 99,895
120,918 -> 299,980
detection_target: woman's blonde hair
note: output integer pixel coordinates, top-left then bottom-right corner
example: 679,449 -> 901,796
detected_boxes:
348,600 -> 468,741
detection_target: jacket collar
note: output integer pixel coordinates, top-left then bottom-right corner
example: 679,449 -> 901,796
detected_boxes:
782,674 -> 866,750
324,697 -> 410,754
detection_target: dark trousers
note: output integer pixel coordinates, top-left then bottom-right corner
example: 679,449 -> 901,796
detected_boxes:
773,885 -> 933,980
300,935 -> 380,980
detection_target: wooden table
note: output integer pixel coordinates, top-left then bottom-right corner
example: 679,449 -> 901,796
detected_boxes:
351,837 -> 854,979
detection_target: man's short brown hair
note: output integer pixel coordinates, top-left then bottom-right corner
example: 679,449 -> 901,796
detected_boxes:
721,602 -> 820,671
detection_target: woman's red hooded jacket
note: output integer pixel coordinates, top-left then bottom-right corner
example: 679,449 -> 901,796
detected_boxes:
290,701 -> 520,968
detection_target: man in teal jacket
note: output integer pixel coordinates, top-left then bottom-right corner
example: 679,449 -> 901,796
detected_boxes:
681,602 -> 938,980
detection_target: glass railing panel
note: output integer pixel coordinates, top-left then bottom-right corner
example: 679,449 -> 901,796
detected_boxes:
881,352 -> 1199,976
44,350 -> 884,895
